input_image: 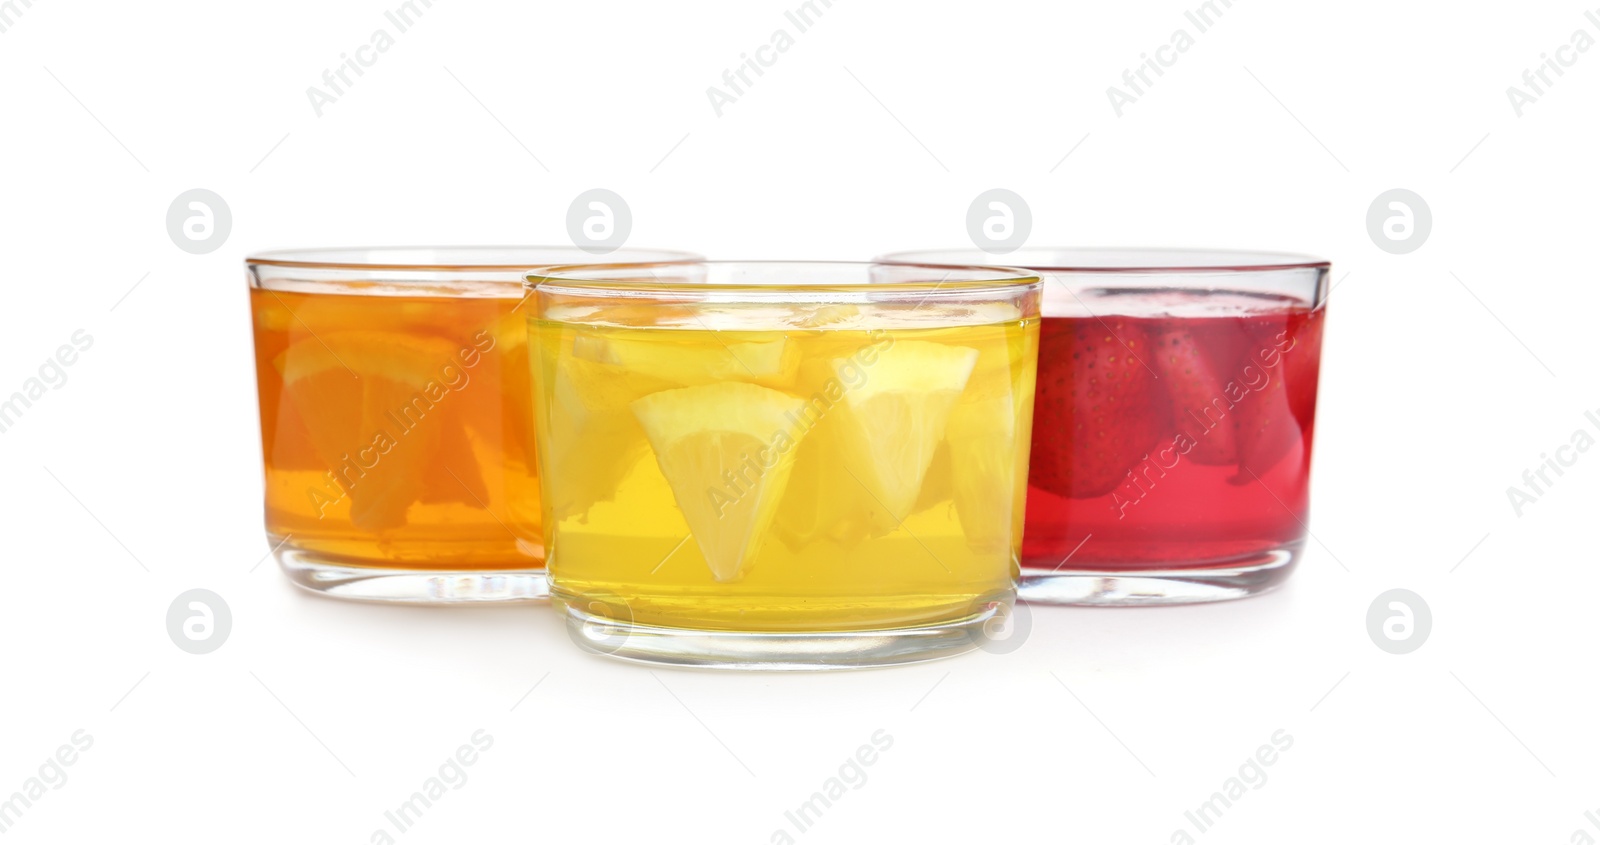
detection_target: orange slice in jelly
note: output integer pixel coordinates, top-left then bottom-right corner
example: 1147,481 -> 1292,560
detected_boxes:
274,331 -> 460,532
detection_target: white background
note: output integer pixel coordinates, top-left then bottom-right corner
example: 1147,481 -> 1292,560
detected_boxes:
1,0 -> 1596,842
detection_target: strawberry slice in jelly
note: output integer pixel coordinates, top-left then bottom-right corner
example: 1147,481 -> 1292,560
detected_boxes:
1030,319 -> 1169,499
1232,310 -> 1324,479
1150,326 -> 1239,466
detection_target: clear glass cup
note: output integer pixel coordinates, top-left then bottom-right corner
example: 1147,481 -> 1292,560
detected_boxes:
247,246 -> 700,603
878,248 -> 1328,605
526,261 -> 1042,668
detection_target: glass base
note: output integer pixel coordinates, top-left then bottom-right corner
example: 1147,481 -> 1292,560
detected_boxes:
277,547 -> 547,604
556,595 -> 1005,671
1019,543 -> 1299,606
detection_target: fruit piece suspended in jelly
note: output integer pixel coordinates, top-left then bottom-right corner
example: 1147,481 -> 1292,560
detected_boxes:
631,382 -> 808,582
829,340 -> 978,525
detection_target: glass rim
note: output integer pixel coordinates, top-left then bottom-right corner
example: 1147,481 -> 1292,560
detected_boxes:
876,247 -> 1330,274
525,259 -> 1043,295
245,245 -> 702,273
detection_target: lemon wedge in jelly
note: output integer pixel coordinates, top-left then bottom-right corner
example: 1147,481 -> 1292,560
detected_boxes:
830,340 -> 978,525
631,382 -> 807,582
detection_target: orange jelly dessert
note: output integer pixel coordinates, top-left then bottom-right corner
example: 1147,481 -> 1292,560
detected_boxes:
250,285 -> 541,571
